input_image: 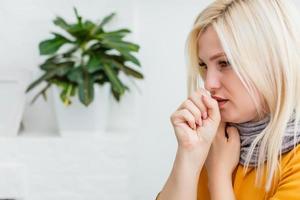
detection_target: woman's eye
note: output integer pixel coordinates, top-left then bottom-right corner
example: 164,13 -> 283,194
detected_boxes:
198,60 -> 230,71
218,60 -> 230,68
198,62 -> 207,69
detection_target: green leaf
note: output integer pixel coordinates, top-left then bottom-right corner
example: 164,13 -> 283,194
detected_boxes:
87,55 -> 104,73
106,28 -> 131,36
40,60 -> 74,72
67,67 -> 83,84
55,62 -> 74,76
27,62 -> 74,92
68,24 -> 87,39
110,83 -> 128,102
87,43 -> 111,53
78,71 -> 94,106
62,46 -> 78,57
84,20 -> 96,32
40,56 -> 58,70
30,83 -> 52,104
111,86 -> 121,102
73,7 -> 82,25
39,33 -> 72,55
118,50 -> 141,66
103,63 -> 125,95
53,16 -> 71,31
40,62 -> 56,71
102,40 -> 139,52
102,58 -> 143,79
92,12 -> 116,35
26,70 -> 57,93
122,66 -> 144,79
53,16 -> 90,40
99,12 -> 116,27
96,29 -> 131,40
100,40 -> 141,66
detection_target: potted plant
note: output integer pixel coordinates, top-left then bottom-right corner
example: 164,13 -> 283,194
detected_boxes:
26,8 -> 144,135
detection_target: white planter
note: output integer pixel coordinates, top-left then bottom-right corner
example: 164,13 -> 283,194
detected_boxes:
52,83 -> 111,136
0,68 -> 31,136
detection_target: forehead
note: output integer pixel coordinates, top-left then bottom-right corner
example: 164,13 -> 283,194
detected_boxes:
197,26 -> 225,60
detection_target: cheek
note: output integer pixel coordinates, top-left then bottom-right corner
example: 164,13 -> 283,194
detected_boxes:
220,99 -> 257,123
224,92 -> 257,123
221,78 -> 258,122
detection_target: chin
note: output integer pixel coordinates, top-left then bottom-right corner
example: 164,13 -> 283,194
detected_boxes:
220,111 -> 239,123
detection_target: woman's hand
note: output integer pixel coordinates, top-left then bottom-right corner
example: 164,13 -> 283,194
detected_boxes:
205,122 -> 241,182
170,88 -> 221,170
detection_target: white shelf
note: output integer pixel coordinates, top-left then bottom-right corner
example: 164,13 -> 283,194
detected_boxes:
0,130 -> 133,200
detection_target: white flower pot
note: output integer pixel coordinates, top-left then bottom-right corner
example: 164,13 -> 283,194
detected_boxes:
52,83 -> 111,136
0,68 -> 31,136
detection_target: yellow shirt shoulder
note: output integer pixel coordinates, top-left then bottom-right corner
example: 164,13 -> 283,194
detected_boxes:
197,144 -> 300,200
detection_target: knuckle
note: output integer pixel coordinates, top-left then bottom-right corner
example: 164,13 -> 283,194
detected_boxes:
183,100 -> 191,108
198,88 -> 206,94
199,88 -> 209,96
187,95 -> 195,103
211,98 -> 218,105
170,112 -> 178,121
182,108 -> 189,115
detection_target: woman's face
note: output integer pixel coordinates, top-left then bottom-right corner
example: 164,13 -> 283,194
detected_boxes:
197,26 -> 265,123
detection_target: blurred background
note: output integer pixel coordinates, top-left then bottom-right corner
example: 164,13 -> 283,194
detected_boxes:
0,0 -> 217,199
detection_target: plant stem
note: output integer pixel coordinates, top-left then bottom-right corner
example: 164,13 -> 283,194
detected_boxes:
64,84 -> 73,106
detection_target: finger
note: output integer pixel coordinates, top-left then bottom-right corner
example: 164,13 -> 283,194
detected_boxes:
201,94 -> 220,121
188,91 -> 208,119
198,87 -> 211,96
178,100 -> 203,126
178,109 -> 197,130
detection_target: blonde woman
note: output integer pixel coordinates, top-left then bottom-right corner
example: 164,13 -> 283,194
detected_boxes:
156,0 -> 300,199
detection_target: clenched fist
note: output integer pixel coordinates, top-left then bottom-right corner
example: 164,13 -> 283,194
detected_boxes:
170,88 -> 221,169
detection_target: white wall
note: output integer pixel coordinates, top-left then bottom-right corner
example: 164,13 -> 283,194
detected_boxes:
0,0 -> 212,199
131,1 -> 213,199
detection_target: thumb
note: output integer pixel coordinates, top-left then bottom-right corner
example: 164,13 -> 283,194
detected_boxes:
226,126 -> 240,142
202,95 -> 220,121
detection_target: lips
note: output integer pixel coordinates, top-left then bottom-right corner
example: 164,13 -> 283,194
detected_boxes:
211,95 -> 229,109
211,95 -> 228,102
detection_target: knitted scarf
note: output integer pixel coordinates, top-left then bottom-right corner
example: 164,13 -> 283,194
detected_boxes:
228,111 -> 300,167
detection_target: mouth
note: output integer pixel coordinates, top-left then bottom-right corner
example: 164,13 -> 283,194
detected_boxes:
217,100 -> 229,108
211,96 -> 229,108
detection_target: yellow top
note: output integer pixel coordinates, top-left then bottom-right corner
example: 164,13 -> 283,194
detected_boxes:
197,144 -> 300,200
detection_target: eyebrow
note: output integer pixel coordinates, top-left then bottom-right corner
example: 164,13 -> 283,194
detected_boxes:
198,52 -> 226,62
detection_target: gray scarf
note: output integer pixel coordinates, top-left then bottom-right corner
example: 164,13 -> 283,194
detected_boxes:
228,111 -> 300,167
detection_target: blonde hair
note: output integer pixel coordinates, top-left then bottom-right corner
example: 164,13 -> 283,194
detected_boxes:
185,0 -> 300,192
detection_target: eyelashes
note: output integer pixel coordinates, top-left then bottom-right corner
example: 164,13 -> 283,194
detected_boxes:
198,60 -> 231,70
198,62 -> 207,68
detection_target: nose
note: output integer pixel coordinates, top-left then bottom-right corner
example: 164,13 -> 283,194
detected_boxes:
204,69 -> 222,92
